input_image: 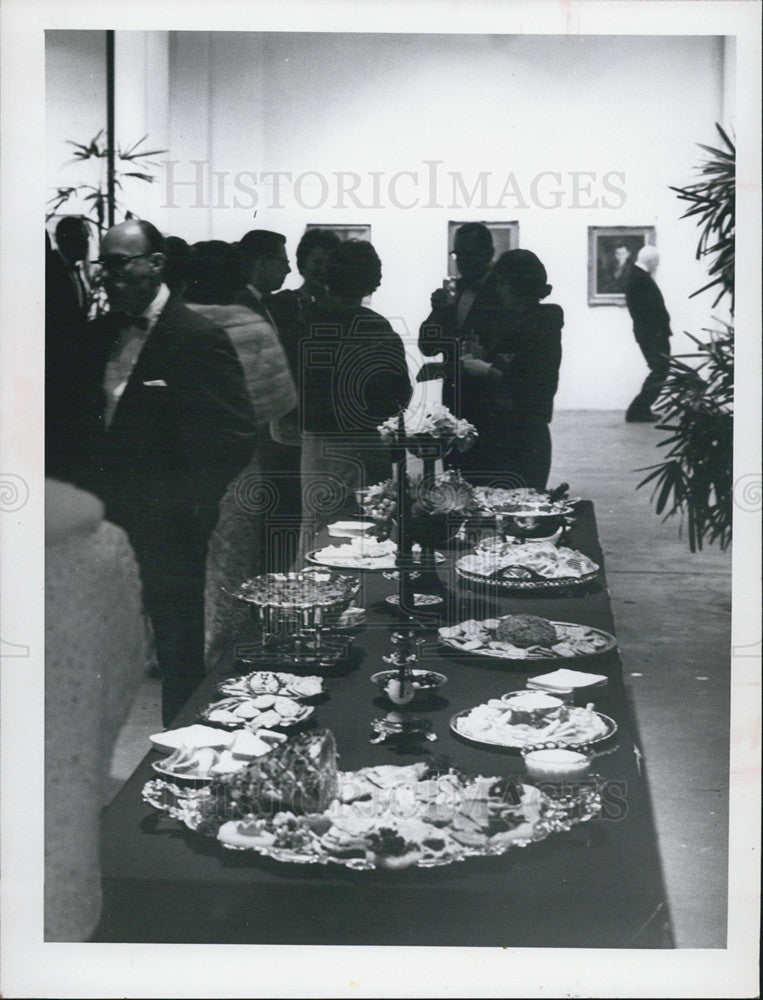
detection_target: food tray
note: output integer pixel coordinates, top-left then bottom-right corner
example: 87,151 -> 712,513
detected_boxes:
306,548 -> 445,572
439,620 -> 617,662
450,708 -> 617,752
455,565 -> 599,592
142,767 -> 601,870
199,695 -> 315,731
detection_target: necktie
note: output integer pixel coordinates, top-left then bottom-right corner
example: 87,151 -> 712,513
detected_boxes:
70,265 -> 87,310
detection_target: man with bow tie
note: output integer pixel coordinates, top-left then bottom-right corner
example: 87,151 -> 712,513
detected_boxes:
417,222 -> 505,478
85,219 -> 257,725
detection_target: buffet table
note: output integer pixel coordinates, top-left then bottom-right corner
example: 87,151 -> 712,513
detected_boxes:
97,502 -> 673,947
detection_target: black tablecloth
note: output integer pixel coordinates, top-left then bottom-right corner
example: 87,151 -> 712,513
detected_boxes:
97,503 -> 672,946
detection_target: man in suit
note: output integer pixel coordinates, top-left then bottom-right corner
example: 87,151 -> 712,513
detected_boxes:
237,229 -> 301,571
417,222 -> 504,476
49,216 -> 91,321
86,220 -> 257,724
625,245 -> 672,422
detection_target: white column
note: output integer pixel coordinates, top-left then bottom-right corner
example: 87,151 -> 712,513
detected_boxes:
113,31 -> 170,232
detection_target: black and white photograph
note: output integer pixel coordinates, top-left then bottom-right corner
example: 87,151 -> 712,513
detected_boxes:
0,1 -> 760,998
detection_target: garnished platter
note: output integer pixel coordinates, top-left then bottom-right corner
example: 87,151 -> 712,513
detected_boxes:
455,537 -> 599,591
473,486 -> 578,518
143,746 -> 601,870
451,692 -> 617,752
439,615 -> 616,661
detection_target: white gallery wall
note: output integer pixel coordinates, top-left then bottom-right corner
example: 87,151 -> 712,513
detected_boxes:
46,31 -> 732,409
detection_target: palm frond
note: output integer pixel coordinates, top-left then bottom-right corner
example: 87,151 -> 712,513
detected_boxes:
637,124 -> 735,552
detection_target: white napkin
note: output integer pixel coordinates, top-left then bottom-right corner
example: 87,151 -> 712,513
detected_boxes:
527,668 -> 608,691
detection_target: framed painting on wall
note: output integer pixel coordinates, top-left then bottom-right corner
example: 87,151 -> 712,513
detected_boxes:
588,225 -> 656,306
446,220 -> 520,278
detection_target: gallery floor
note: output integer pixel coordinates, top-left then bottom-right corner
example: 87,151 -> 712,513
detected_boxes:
108,409 -> 733,948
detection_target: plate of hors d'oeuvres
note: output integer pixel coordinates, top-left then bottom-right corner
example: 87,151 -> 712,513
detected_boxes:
451,691 -> 616,752
455,537 -> 599,591
143,730 -> 601,869
439,613 -> 616,662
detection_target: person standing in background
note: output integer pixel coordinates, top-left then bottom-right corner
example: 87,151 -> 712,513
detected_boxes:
417,222 -> 504,477
237,229 -> 302,570
185,240 -> 297,669
468,249 -> 563,490
297,240 -> 412,545
625,245 -> 672,423
268,227 -> 342,377
46,217 -> 94,483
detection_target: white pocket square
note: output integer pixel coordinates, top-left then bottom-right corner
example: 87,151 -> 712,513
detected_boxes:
142,379 -> 168,387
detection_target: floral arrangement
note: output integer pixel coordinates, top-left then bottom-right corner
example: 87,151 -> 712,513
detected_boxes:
377,403 -> 477,456
359,470 -> 478,543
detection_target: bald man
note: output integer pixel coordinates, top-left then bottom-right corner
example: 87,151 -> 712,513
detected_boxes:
85,220 -> 257,723
625,246 -> 672,422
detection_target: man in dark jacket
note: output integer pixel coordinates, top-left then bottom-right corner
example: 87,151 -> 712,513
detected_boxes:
417,222 -> 504,474
46,217 -> 92,482
85,219 -> 257,724
236,229 -> 302,570
625,245 -> 672,423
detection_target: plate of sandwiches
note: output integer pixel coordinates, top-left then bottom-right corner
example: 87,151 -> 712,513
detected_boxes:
151,728 -> 285,782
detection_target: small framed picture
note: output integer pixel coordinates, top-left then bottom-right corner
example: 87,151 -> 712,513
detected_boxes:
588,226 -> 656,306
304,223 -> 371,243
447,220 -> 520,277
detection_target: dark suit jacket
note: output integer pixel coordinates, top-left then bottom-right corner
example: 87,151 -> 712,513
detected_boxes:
267,288 -> 310,379
46,249 -> 88,327
417,277 -> 505,420
625,267 -> 672,339
235,286 -> 275,323
46,249 -> 91,482
85,295 -> 257,531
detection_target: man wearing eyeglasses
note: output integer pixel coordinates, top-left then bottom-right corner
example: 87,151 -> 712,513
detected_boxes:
84,219 -> 257,725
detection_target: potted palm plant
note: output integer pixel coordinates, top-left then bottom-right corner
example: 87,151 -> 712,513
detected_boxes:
637,124 -> 735,552
47,130 -> 166,315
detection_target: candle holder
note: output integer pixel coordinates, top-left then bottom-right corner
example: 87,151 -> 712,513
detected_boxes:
369,629 -> 439,747
389,411 -> 446,621
378,405 -> 478,620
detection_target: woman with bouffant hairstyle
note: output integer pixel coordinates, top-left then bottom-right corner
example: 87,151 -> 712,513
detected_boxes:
296,240 -> 412,547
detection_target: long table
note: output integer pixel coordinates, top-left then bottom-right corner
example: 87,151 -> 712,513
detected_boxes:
97,503 -> 673,946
